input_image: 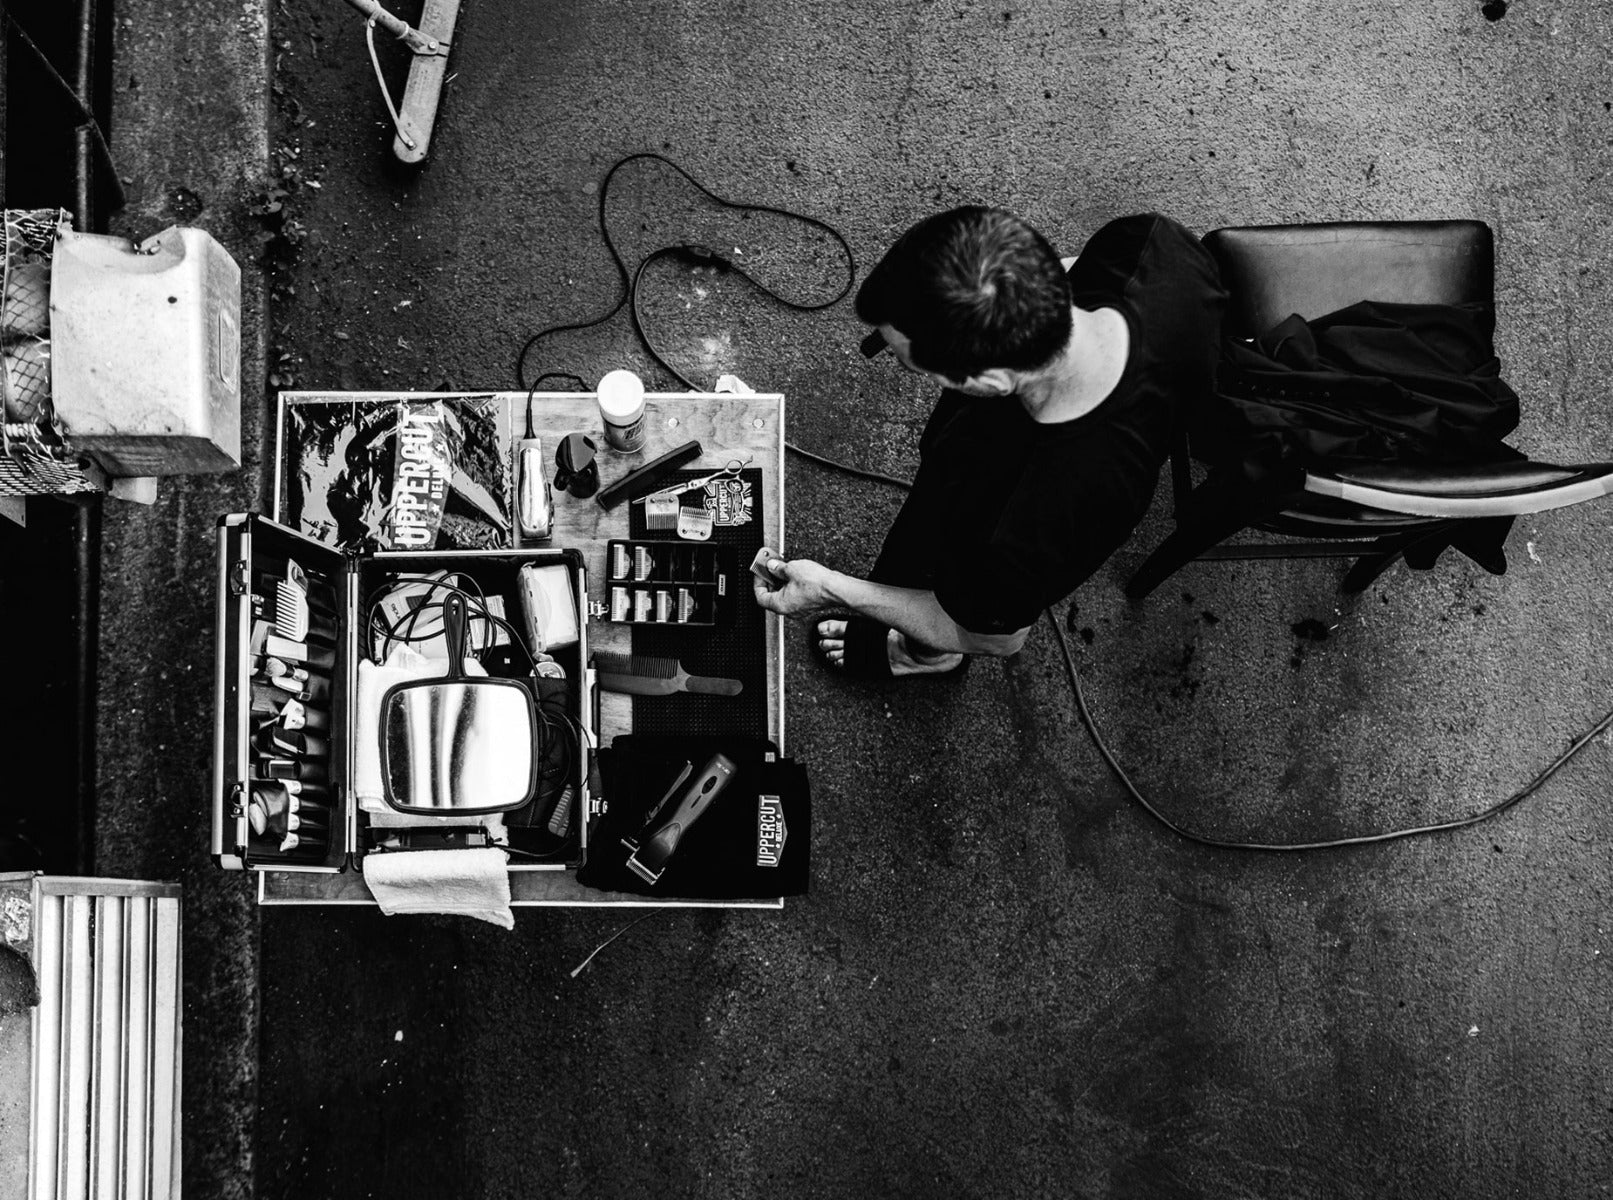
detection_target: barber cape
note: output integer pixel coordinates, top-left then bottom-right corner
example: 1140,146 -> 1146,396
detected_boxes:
1195,300 -> 1523,573
1200,299 -> 1521,475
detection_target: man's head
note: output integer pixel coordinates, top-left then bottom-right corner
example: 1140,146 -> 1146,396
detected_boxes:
856,206 -> 1072,394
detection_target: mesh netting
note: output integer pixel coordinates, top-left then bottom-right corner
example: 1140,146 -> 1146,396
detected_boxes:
2,209 -> 58,423
0,209 -> 101,496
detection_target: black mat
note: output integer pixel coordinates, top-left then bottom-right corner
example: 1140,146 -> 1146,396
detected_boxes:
626,468 -> 767,738
577,735 -> 809,898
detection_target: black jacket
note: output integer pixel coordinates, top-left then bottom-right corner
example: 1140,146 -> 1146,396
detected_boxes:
1200,299 -> 1521,479
1197,300 -> 1523,573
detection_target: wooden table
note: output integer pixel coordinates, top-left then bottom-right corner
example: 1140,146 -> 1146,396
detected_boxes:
516,391 -> 786,752
260,390 -> 786,907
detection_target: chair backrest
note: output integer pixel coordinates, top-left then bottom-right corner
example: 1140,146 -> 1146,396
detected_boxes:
1205,220 -> 1494,339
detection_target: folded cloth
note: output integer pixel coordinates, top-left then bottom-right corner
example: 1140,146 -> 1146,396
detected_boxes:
1200,300 -> 1526,574
354,647 -> 487,812
1205,300 -> 1522,481
361,847 -> 514,929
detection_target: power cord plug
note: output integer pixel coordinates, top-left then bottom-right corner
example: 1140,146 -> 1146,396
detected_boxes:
674,243 -> 731,270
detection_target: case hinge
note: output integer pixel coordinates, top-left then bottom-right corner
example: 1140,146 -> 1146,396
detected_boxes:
228,559 -> 250,596
586,600 -> 608,619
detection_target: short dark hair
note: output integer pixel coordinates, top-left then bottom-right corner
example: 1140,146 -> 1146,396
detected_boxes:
855,206 -> 1072,383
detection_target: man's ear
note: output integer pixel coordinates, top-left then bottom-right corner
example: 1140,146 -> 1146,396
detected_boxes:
955,368 -> 1018,396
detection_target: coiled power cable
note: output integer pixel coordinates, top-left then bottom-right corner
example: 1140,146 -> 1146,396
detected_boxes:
517,153 -> 1613,852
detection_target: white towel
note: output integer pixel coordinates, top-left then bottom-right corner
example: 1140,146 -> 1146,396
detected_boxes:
361,847 -> 514,929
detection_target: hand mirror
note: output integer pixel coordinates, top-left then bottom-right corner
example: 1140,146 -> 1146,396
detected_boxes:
379,592 -> 538,815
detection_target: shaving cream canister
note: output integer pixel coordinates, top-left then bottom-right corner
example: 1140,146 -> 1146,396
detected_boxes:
596,369 -> 647,452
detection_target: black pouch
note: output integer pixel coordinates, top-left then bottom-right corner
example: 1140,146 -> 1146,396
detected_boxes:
577,735 -> 809,898
502,675 -> 579,833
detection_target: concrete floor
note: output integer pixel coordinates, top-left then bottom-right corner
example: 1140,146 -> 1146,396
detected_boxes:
94,0 -> 1612,1196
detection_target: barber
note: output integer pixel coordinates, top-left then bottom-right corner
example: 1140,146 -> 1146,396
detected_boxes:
752,208 -> 1227,679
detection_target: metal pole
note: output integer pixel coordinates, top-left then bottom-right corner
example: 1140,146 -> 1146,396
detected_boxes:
72,0 -> 104,873
342,0 -> 435,50
73,495 -> 100,875
74,0 -> 95,230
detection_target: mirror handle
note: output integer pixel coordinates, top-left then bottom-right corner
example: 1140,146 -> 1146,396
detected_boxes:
442,590 -> 469,670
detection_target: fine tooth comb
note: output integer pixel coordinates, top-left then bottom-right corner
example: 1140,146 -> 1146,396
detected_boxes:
591,651 -> 742,697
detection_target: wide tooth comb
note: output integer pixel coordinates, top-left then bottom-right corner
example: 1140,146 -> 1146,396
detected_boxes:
591,651 -> 742,696
272,579 -> 309,641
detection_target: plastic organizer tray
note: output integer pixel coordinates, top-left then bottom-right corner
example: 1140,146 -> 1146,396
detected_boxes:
604,539 -> 735,627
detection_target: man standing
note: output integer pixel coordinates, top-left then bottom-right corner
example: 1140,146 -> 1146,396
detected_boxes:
753,208 -> 1226,678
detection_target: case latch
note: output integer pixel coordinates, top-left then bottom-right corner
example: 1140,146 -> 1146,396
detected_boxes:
228,559 -> 250,596
586,749 -> 606,817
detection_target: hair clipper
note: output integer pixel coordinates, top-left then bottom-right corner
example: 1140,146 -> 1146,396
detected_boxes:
623,753 -> 737,885
517,434 -> 554,542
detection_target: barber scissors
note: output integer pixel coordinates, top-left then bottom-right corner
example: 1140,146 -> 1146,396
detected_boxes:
635,457 -> 752,504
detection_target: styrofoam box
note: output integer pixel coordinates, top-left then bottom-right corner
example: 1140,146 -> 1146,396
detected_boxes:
49,225 -> 241,476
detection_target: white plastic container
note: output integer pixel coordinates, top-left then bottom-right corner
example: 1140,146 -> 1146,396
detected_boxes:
595,368 -> 646,453
49,225 -> 242,476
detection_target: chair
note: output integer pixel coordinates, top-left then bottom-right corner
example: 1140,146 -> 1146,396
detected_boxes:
1124,220 -> 1613,599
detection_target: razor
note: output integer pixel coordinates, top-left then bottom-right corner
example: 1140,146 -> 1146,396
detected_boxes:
623,753 -> 738,885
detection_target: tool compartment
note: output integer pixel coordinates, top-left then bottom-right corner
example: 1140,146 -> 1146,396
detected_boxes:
235,388 -> 796,907
212,514 -> 593,873
353,547 -> 591,869
212,514 -> 349,871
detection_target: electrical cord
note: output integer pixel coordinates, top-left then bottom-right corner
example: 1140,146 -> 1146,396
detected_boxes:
779,439 -> 919,491
810,462 -> 1613,850
514,151 -> 858,403
383,600 -> 529,665
525,373 -> 588,440
366,574 -> 538,668
516,152 -> 1613,848
1045,604 -> 1613,851
514,152 -> 918,488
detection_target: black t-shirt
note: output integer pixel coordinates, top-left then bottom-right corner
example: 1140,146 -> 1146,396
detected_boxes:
901,214 -> 1226,635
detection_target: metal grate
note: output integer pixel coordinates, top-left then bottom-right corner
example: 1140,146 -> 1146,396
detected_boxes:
24,877 -> 181,1200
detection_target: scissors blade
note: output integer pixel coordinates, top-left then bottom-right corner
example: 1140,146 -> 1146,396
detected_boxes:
635,460 -> 749,504
639,471 -> 717,503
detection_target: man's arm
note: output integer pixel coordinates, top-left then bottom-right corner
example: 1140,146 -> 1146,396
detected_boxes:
752,555 -> 1030,658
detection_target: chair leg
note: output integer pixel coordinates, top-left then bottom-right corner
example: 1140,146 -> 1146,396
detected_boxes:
1125,477 -> 1292,600
1168,433 -> 1193,522
1127,525 -> 1233,600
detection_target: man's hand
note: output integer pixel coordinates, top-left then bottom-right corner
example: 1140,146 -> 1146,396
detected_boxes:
751,551 -> 841,618
750,549 -> 1032,658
